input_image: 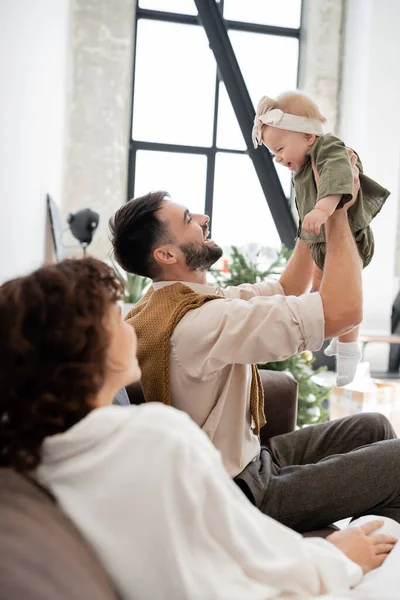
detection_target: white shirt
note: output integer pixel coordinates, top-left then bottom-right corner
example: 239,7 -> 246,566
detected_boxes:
35,404 -> 361,600
152,280 -> 325,477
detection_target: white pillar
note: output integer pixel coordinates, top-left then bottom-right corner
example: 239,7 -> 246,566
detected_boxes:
62,0 -> 135,259
299,0 -> 344,132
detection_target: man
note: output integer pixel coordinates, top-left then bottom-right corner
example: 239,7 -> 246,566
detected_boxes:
109,158 -> 400,533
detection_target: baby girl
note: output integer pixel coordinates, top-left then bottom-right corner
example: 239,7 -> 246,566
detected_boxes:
252,91 -> 389,386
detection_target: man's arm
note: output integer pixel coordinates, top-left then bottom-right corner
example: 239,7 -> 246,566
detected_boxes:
305,147 -> 362,338
175,292 -> 324,370
279,240 -> 314,296
320,207 -> 362,338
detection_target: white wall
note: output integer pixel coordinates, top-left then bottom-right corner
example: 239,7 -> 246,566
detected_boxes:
340,0 -> 400,371
0,0 -> 70,283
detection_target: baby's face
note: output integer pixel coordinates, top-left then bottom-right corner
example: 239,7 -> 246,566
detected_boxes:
261,127 -> 314,173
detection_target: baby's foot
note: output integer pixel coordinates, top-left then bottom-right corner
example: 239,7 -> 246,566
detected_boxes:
336,341 -> 362,387
324,337 -> 338,357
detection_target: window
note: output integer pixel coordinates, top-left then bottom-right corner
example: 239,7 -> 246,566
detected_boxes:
223,0 -> 302,29
134,150 -> 207,215
212,153 -> 281,248
133,20 -> 216,146
139,0 -> 198,15
130,0 -> 301,249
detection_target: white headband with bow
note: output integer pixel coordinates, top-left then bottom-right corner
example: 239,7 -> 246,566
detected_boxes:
252,96 -> 324,149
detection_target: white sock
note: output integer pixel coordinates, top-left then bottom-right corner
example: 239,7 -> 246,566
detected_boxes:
336,341 -> 362,387
324,337 -> 338,357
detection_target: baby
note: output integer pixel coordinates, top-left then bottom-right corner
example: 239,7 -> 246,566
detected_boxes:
252,91 -> 390,386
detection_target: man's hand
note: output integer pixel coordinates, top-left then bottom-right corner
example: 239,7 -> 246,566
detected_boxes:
302,207 -> 330,235
327,520 -> 397,574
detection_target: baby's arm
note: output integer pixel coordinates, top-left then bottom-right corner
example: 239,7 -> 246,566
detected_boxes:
302,135 -> 356,236
302,194 -> 341,235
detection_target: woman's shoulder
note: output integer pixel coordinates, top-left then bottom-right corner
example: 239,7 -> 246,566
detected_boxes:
88,402 -> 202,437
38,403 -> 220,486
110,403 -> 220,460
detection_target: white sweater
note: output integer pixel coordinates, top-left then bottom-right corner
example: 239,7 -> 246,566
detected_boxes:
35,404 -> 362,600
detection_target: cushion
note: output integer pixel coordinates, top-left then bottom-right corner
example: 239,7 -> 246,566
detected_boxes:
0,469 -> 117,600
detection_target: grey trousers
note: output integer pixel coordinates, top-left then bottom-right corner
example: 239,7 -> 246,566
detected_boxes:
235,413 -> 400,533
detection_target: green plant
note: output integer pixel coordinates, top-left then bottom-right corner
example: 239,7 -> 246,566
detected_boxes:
214,245 -> 330,427
259,352 -> 330,427
124,272 -> 150,304
211,245 -> 291,286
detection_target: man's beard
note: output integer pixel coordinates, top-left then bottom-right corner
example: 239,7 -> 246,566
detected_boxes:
180,241 -> 223,272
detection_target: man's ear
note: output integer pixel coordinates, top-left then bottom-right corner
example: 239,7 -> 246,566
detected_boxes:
153,245 -> 178,267
304,133 -> 316,147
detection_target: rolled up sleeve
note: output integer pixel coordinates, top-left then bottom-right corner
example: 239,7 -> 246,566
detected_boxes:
284,292 -> 325,353
225,279 -> 285,299
174,291 -> 325,376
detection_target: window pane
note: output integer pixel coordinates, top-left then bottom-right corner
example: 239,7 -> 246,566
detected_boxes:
139,0 -> 198,15
224,0 -> 302,29
132,20 -> 216,146
217,85 -> 292,197
229,31 -> 299,107
217,82 -> 246,151
216,32 -> 298,152
212,153 -> 281,249
134,150 -> 207,214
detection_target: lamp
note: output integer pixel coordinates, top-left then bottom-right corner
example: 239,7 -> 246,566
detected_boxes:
67,209 -> 100,257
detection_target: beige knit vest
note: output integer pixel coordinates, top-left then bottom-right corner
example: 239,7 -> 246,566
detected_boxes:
126,282 -> 266,435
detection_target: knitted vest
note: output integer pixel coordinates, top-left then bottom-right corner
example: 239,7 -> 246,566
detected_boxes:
126,282 -> 266,435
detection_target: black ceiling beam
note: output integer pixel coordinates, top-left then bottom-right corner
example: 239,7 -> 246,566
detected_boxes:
193,0 -> 297,249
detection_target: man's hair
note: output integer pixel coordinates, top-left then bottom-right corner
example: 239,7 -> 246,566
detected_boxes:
109,191 -> 172,279
0,258 -> 124,472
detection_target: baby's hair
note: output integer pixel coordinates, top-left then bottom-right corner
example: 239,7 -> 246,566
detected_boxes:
274,90 -> 327,124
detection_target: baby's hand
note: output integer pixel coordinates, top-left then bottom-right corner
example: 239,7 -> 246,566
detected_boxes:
302,208 -> 329,235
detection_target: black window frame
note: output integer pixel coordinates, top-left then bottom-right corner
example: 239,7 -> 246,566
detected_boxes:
128,0 -> 301,247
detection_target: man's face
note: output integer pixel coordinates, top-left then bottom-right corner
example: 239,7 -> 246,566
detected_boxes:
157,200 -> 223,271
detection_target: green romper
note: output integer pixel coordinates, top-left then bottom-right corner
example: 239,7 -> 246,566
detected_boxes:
293,134 -> 390,270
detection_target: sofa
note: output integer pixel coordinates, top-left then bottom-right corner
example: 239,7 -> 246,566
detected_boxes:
0,370 -> 316,600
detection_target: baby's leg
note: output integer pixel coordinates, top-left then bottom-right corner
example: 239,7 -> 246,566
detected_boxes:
334,253 -> 363,386
311,265 -> 339,357
336,325 -> 362,387
339,327 -> 359,343
312,263 -> 361,386
325,327 -> 360,357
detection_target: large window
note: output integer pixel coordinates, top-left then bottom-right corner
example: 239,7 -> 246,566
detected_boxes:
130,0 -> 301,249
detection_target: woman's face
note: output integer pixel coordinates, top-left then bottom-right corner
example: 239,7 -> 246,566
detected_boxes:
104,302 -> 141,392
